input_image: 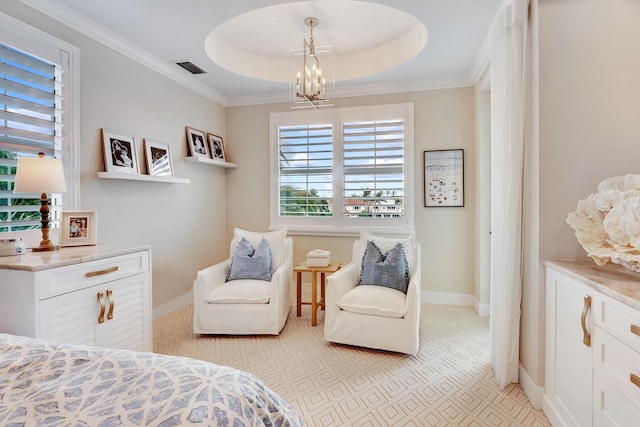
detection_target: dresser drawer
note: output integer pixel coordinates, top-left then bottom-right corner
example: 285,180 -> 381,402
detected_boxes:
594,372 -> 640,426
594,293 -> 640,354
593,327 -> 640,407
34,251 -> 150,300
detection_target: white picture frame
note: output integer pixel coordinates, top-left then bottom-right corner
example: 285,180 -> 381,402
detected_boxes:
144,139 -> 174,177
207,133 -> 226,161
102,129 -> 139,174
59,210 -> 97,247
186,126 -> 209,158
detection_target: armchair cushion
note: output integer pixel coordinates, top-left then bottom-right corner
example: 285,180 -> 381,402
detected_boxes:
231,228 -> 287,270
337,285 -> 407,318
205,279 -> 270,304
226,237 -> 272,282
358,241 -> 409,293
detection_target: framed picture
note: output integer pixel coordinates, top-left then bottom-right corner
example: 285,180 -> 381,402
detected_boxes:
59,210 -> 97,247
207,133 -> 226,161
424,149 -> 464,207
144,139 -> 174,177
186,126 -> 209,158
102,129 -> 139,174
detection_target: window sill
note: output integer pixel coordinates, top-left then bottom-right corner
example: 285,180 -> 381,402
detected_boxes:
274,225 -> 415,238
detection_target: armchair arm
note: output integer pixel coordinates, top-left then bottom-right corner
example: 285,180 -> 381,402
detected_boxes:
269,257 -> 292,300
404,243 -> 421,320
325,262 -> 357,310
193,259 -> 231,302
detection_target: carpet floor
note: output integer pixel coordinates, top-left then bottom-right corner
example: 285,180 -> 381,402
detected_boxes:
153,303 -> 550,426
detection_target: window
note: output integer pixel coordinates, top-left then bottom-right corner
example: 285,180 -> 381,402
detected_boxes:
271,103 -> 414,235
0,13 -> 78,235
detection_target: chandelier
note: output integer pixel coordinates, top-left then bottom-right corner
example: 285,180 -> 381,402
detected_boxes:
291,17 -> 334,109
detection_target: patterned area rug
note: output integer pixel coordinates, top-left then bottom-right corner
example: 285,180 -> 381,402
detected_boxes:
153,304 -> 550,426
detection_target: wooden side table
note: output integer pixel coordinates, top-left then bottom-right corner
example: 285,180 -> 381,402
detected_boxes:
294,261 -> 341,326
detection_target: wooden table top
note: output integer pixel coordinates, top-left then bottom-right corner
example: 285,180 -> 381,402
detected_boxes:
294,261 -> 342,273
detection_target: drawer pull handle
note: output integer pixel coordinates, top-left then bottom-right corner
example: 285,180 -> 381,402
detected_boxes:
97,291 -> 105,324
631,324 -> 640,337
86,266 -> 119,278
107,289 -> 114,320
631,374 -> 640,389
581,295 -> 591,347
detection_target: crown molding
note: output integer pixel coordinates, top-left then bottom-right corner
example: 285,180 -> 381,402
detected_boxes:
20,0 -> 482,108
20,0 -> 227,105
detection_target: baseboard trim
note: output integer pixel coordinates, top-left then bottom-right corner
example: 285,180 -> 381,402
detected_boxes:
423,291 -> 490,317
423,291 -> 475,306
519,365 -> 545,410
474,300 -> 490,317
153,291 -> 193,320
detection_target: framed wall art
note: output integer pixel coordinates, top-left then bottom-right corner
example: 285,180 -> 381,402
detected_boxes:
424,149 -> 464,207
59,210 -> 97,247
207,133 -> 226,161
144,139 -> 174,177
186,126 -> 209,158
102,129 -> 139,174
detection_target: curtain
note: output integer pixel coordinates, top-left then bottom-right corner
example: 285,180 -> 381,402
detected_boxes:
489,0 -> 530,389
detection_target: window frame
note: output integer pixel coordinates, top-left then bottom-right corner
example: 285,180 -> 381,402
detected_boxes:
270,103 -> 414,236
1,11 -> 80,238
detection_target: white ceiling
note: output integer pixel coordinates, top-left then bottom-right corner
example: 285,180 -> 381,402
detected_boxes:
23,0 -> 503,106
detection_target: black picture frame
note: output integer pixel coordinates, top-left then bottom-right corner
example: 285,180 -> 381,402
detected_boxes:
424,149 -> 464,207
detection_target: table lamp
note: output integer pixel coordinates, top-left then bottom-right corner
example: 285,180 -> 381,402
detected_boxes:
13,152 -> 67,252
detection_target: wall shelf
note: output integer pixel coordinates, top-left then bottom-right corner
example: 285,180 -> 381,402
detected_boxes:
185,156 -> 237,169
97,171 -> 190,184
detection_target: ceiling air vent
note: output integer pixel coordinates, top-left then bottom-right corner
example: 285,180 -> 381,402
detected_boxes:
174,61 -> 206,75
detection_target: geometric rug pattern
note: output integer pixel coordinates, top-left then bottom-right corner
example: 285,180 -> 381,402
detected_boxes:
154,303 -> 550,426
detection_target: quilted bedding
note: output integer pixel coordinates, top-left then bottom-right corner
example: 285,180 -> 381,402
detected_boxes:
0,333 -> 303,426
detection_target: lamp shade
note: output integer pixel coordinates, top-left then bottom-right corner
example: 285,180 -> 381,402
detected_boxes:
14,155 -> 67,194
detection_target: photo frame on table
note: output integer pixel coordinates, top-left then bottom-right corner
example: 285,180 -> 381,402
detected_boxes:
102,129 -> 139,174
186,126 -> 209,158
424,149 -> 464,207
144,139 -> 174,177
59,210 -> 97,247
207,133 -> 226,161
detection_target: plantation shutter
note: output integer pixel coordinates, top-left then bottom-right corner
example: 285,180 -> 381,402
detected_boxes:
343,118 -> 405,218
0,43 -> 64,232
278,124 -> 333,217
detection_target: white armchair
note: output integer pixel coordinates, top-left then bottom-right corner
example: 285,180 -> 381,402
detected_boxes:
193,231 -> 293,335
324,238 -> 421,355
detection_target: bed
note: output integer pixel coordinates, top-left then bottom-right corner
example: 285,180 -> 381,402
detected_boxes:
0,333 -> 303,426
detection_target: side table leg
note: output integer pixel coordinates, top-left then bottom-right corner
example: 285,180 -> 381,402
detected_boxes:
320,272 -> 326,310
296,271 -> 302,317
311,271 -> 318,326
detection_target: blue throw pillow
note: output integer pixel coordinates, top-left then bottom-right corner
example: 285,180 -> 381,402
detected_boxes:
358,240 -> 409,293
226,237 -> 273,282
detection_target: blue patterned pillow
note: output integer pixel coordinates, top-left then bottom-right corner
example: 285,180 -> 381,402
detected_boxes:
226,237 -> 273,282
358,240 -> 409,293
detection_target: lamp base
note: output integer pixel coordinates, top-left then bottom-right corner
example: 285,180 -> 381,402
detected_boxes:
32,240 -> 57,252
33,192 -> 56,252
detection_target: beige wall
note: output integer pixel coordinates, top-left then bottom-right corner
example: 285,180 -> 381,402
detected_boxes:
2,1 -> 228,309
4,2 -> 479,311
523,0 -> 640,386
227,89 -> 476,296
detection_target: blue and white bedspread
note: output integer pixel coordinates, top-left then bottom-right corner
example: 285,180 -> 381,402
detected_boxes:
0,333 -> 303,426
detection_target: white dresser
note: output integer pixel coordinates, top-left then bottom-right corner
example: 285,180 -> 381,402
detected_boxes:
544,260 -> 640,427
0,245 -> 152,352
